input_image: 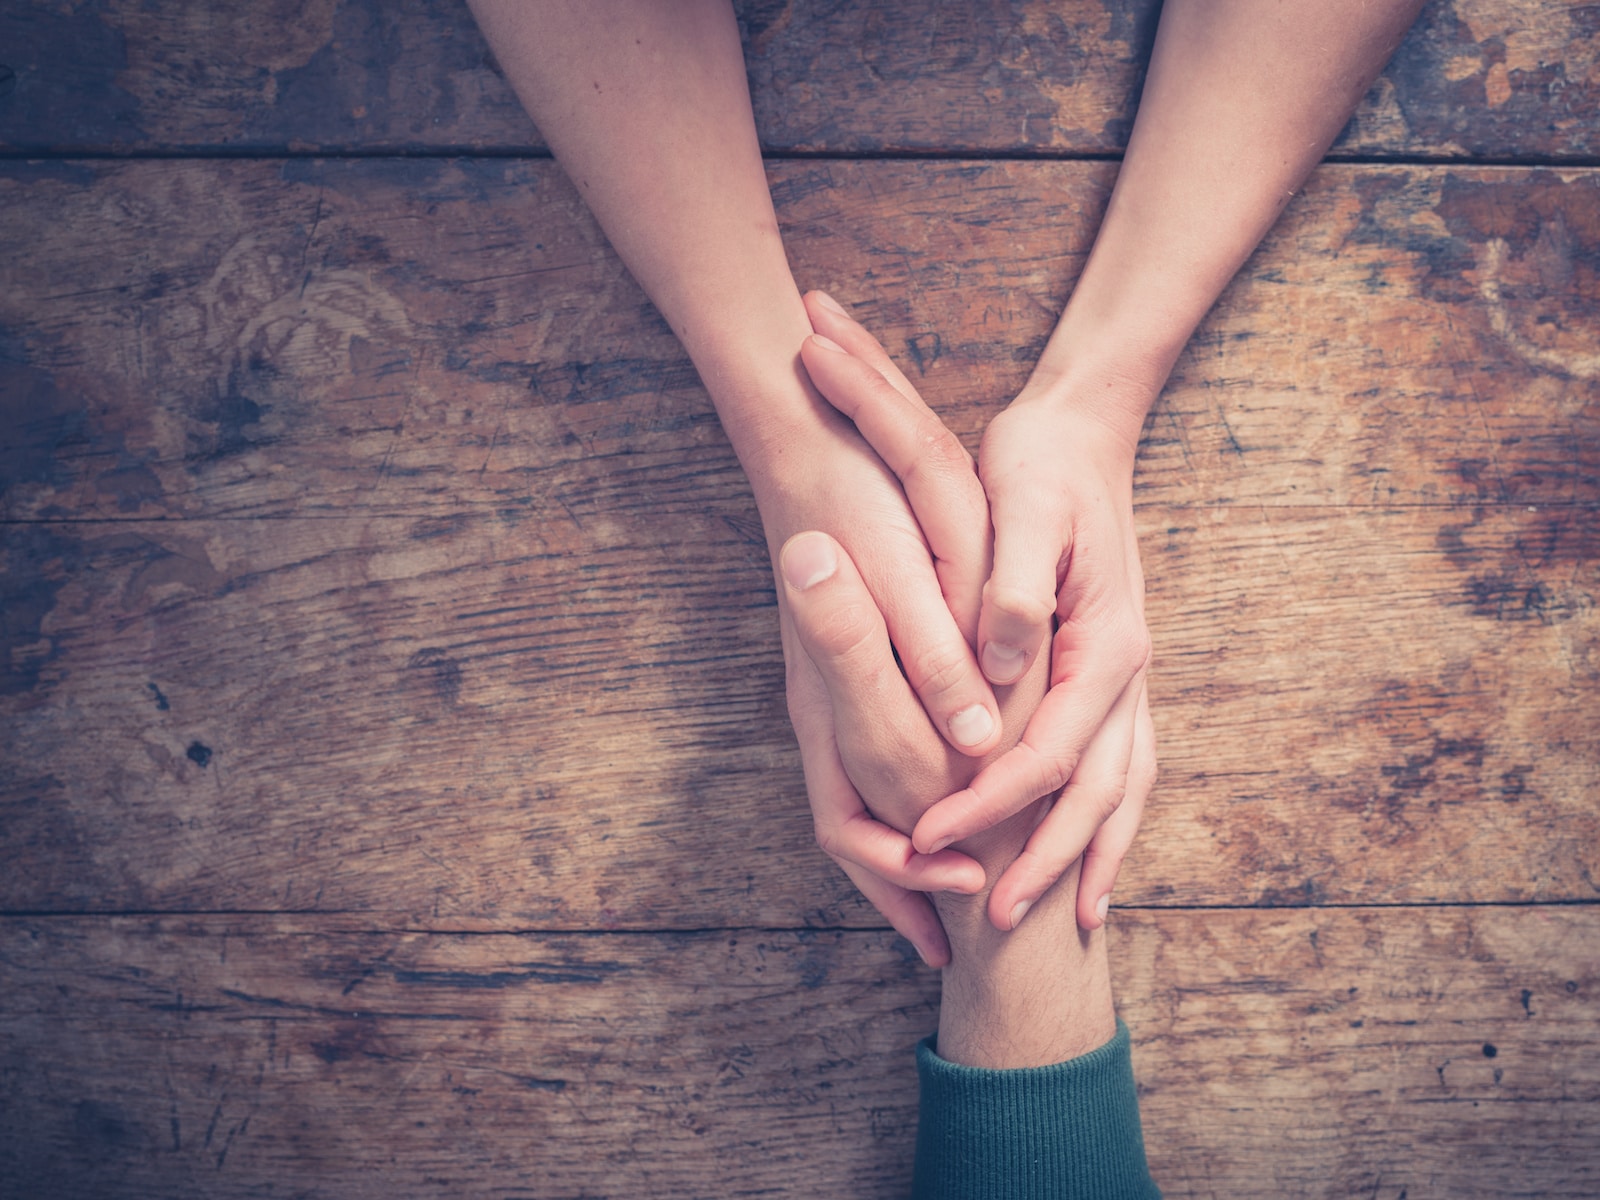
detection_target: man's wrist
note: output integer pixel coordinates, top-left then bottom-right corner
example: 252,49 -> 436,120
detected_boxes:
934,864 -> 1117,1069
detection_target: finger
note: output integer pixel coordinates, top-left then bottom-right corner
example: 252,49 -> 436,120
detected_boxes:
976,468 -> 1063,687
810,751 -> 986,894
786,644 -> 986,895
829,817 -> 988,893
803,290 -> 924,407
982,677 -> 1141,931
1076,680 -> 1155,930
914,597 -> 1151,850
911,665 -> 1118,852
799,332 -> 990,634
781,529 -> 1001,757
839,858 -> 952,969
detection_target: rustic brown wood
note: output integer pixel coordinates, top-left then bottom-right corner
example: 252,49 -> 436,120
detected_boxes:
2,160 -> 1596,524
2,2 -> 1595,1193
2,502 -> 1593,918
0,0 -> 1595,159
2,909 -> 1595,1197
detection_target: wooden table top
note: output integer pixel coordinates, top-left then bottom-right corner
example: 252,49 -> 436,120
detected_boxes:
2,2 -> 1596,1196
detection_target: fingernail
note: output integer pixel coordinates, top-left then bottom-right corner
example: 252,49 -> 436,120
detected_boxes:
948,704 -> 995,748
917,944 -> 935,968
981,642 -> 1027,684
1095,894 -> 1111,924
810,334 -> 846,354
813,291 -> 848,316
924,835 -> 955,856
1009,899 -> 1032,930
780,532 -> 837,591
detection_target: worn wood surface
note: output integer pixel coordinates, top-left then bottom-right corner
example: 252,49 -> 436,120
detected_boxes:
2,160 -> 1597,524
0,0 -> 1596,159
2,503 -> 1595,918
1,909 -> 1595,1198
3,0 -> 1598,1195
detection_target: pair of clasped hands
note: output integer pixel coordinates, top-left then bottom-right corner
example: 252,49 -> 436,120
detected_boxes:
766,291 -> 1157,968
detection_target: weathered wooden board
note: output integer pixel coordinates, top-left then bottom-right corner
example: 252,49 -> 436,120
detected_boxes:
0,0 -> 1596,160
1,909 -> 1595,1197
2,503 -> 1593,918
1117,906 -> 1600,1199
2,160 -> 1596,523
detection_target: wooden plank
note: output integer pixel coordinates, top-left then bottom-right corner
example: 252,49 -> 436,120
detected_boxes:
2,504 -> 1594,918
0,0 -> 1595,160
2,160 -> 1596,523
2,909 -> 1595,1197
1117,907 -> 1600,1198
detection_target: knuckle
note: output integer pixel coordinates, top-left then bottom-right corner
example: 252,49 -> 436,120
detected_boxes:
1018,840 -> 1068,880
908,421 -> 973,476
1103,615 -> 1152,678
896,434 -> 969,496
807,597 -> 879,663
905,638 -> 972,700
1092,775 -> 1128,823
812,819 -> 843,860
982,581 -> 1055,632
1130,748 -> 1158,794
1031,750 -> 1076,798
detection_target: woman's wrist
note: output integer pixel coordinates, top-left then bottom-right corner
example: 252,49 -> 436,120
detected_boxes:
1011,320 -> 1172,462
693,327 -> 846,502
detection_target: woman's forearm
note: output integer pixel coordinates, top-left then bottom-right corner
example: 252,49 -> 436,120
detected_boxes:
469,2 -> 1022,931
1030,0 -> 1426,437
466,0 -> 820,476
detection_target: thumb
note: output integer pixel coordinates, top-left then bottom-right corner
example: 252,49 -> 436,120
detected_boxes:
977,478 -> 1063,687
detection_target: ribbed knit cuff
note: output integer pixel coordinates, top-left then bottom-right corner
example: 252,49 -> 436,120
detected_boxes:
911,1019 -> 1160,1200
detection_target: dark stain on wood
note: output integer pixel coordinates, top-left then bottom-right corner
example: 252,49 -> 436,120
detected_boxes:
1383,2 -> 1600,158
0,525 -> 79,696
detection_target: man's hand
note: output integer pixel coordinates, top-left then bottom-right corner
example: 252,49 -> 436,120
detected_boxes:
779,525 -> 1054,967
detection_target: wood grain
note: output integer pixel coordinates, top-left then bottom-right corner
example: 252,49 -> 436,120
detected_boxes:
2,909 -> 1595,1197
2,160 -> 1596,524
3,0 -> 1594,1193
3,503 -> 1593,918
0,0 -> 1595,159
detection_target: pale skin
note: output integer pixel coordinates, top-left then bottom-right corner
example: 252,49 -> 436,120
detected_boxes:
467,0 -> 1424,1065
779,330 -> 1118,1065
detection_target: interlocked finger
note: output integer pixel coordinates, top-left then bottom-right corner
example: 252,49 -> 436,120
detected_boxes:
982,672 -> 1142,930
1074,678 -> 1155,930
838,858 -> 951,969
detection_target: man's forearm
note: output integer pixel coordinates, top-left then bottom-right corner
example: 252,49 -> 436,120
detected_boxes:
1028,0 -> 1426,439
935,864 -> 1116,1068
932,798 -> 1116,1068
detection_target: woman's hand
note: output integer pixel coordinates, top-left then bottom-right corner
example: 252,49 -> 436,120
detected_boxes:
803,294 -> 1157,932
913,392 -> 1158,931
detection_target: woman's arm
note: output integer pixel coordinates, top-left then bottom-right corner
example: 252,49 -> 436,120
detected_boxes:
913,0 -> 1428,930
466,0 -> 1012,962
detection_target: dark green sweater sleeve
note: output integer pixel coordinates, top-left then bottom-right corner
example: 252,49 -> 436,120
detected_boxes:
911,1020 -> 1160,1200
